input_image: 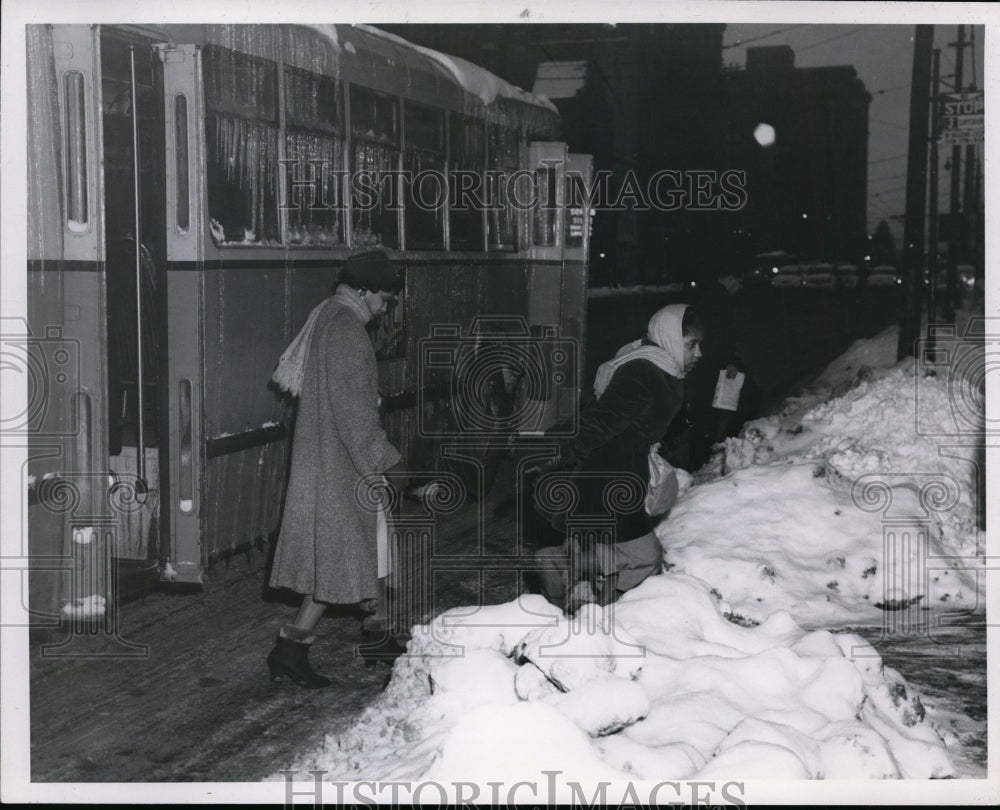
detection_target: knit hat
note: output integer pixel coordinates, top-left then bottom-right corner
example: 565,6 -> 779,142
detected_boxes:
339,250 -> 402,293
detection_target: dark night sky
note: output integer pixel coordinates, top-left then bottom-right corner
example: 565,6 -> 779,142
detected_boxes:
723,23 -> 985,238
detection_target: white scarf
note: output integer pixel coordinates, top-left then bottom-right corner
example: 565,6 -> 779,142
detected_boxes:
593,304 -> 689,398
271,286 -> 371,396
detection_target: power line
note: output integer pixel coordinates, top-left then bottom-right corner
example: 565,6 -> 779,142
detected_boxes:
868,153 -> 907,165
872,118 -> 909,130
796,26 -> 870,53
871,184 -> 908,196
940,48 -> 956,72
869,173 -> 908,185
968,25 -> 977,89
722,25 -> 805,50
872,83 -> 910,96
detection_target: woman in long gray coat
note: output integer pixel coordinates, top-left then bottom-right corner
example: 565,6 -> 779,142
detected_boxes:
267,250 -> 403,689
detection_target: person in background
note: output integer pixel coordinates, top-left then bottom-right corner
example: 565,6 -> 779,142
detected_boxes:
532,304 -> 703,613
266,250 -> 405,689
684,266 -> 759,471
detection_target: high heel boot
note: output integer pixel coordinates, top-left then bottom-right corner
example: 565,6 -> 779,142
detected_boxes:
266,625 -> 332,689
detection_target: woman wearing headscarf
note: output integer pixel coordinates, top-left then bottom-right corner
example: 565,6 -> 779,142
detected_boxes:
533,304 -> 703,612
266,250 -> 404,688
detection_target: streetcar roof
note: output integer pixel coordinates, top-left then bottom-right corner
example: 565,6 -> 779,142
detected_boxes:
107,23 -> 559,124
350,24 -> 558,114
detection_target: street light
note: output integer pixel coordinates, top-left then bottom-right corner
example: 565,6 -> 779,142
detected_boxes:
753,122 -> 776,147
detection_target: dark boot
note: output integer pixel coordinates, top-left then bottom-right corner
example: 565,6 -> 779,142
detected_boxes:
357,634 -> 408,667
266,625 -> 332,689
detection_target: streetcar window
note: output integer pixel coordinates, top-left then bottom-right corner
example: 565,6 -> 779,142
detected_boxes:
448,115 -> 484,251
486,123 -> 518,250
203,47 -> 280,246
403,101 -> 444,251
284,67 -> 345,246
63,70 -> 88,228
175,95 -> 189,232
285,68 -> 340,133
203,46 -> 277,120
349,85 -> 400,249
564,174 -> 589,249
532,165 -> 558,247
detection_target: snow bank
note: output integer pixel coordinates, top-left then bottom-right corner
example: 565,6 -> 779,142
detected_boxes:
665,326 -> 984,627
276,582 -> 957,784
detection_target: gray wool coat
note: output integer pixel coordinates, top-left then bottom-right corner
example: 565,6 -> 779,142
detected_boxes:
269,295 -> 401,604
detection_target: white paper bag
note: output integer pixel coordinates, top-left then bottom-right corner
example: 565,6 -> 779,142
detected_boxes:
645,442 -> 679,517
712,370 -> 745,412
376,501 -> 390,579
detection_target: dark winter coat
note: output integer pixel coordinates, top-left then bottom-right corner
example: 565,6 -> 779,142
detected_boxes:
563,358 -> 685,544
269,298 -> 401,604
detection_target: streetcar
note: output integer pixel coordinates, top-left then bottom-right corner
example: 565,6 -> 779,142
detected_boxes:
24,23 -> 592,625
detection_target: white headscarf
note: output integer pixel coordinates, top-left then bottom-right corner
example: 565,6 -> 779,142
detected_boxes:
593,303 -> 689,398
271,285 -> 371,396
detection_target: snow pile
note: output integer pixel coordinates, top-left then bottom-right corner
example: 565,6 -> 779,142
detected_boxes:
277,583 -> 957,784
60,595 -> 106,618
665,327 -> 984,627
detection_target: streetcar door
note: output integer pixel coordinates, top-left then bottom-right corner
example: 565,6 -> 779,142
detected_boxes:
561,152 -> 593,416
100,31 -> 167,567
524,143 -> 593,431
155,43 -> 206,584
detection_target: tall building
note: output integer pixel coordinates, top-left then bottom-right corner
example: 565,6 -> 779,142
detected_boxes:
721,46 -> 872,262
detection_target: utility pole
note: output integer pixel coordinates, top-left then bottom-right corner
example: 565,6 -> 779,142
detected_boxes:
945,24 -> 966,320
897,25 -> 934,361
927,48 -> 941,329
962,27 -> 978,299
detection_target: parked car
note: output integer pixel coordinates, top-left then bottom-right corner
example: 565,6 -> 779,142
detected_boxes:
927,264 -> 976,291
800,262 -> 837,289
749,250 -> 797,288
865,264 -> 901,287
835,262 -> 860,289
771,263 -> 805,288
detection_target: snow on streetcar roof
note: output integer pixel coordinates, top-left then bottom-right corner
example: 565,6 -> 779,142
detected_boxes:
346,24 -> 558,113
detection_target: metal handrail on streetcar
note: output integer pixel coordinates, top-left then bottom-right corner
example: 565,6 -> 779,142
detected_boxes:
129,46 -> 146,487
